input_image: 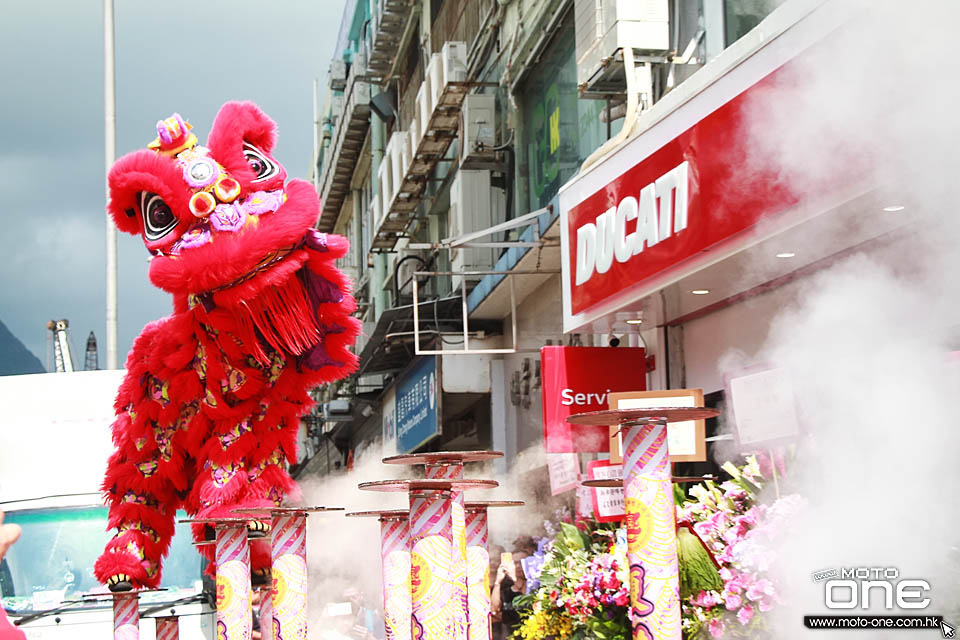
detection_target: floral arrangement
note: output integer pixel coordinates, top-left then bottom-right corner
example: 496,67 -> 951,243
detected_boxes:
514,517 -> 630,640
512,454 -> 803,640
678,456 -> 805,639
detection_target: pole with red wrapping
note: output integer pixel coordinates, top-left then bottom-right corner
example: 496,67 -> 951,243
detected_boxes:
112,592 -> 139,640
233,506 -> 344,640
346,509 -> 412,640
359,477 -> 497,640
156,615 -> 179,640
570,407 -> 719,640
464,501 -> 523,640
382,451 -> 502,640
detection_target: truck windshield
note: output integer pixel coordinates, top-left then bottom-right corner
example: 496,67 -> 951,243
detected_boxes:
1,506 -> 206,615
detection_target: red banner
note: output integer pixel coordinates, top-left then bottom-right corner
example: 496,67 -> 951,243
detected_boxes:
541,346 -> 646,452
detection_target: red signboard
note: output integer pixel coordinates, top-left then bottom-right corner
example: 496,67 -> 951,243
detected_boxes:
541,346 -> 646,453
559,11 -> 869,332
566,68 -> 803,316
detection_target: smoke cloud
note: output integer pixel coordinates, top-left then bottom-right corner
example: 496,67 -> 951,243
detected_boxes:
718,1 -> 960,636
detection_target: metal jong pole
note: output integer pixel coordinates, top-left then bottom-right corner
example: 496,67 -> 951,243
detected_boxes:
425,463 -> 468,640
232,505 -> 343,640
622,417 -> 680,640
345,509 -> 412,640
365,456 -> 501,640
216,523 -> 253,640
464,506 -> 490,640
156,615 -> 179,640
259,586 -> 274,640
568,407 -> 719,640
462,501 -> 523,640
380,513 -> 413,640
112,592 -> 139,640
270,513 -> 308,639
360,475 -> 499,640
408,486 -> 455,639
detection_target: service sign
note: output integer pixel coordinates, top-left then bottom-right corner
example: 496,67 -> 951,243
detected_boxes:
396,356 -> 440,453
541,346 -> 646,453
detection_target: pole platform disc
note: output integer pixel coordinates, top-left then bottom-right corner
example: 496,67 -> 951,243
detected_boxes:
381,450 -> 504,465
81,588 -> 166,600
178,517 -> 258,525
358,478 -> 499,492
464,500 -> 525,509
345,509 -> 410,518
232,506 -> 344,517
581,475 -> 716,488
566,406 -> 720,425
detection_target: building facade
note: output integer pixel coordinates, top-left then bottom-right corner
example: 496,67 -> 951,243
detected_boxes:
299,0 -> 874,480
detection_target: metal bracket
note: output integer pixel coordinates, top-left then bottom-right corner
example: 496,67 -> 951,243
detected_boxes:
411,268 -> 559,355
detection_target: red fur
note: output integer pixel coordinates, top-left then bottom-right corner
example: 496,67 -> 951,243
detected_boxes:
206,101 -> 285,192
148,180 -> 319,296
95,551 -> 156,589
107,151 -> 193,243
95,102 -> 359,589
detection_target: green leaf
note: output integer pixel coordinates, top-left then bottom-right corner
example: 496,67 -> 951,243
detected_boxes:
559,522 -> 587,550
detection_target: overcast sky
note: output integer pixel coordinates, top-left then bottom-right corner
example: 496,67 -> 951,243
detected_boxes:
0,0 -> 348,370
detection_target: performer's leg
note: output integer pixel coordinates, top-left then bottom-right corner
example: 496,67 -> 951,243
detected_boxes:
95,412 -> 184,590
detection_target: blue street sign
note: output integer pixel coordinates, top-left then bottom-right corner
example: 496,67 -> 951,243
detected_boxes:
396,356 -> 440,453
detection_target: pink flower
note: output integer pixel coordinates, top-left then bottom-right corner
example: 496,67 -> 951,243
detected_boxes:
692,590 -> 720,609
724,593 -> 742,610
737,604 -> 755,625
746,579 -> 775,602
708,618 -> 725,638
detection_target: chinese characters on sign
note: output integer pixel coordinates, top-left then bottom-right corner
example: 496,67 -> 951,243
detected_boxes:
396,356 -> 440,453
588,460 -> 624,523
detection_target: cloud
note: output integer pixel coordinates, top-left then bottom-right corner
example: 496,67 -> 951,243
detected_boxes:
0,0 -> 348,363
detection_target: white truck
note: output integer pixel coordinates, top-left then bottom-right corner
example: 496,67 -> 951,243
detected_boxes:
0,370 -> 215,639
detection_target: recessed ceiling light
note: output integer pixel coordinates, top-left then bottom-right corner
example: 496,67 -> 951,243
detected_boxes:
691,289 -> 710,295
883,205 -> 905,212
775,252 -> 796,258
625,318 -> 643,325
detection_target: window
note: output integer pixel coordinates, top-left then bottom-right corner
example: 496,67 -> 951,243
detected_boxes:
725,0 -> 785,46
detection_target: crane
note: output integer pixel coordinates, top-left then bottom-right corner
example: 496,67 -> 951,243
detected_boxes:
84,331 -> 99,371
46,319 -> 75,373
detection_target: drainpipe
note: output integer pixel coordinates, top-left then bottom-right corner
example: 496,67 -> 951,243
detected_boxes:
352,188 -> 363,278
371,95 -> 389,321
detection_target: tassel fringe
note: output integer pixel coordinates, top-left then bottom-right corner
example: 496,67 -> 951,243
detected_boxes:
232,276 -> 321,365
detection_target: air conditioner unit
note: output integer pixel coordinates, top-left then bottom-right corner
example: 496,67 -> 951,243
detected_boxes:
408,105 -> 421,151
449,170 -> 505,290
416,81 -> 431,138
461,94 -> 496,166
428,53 -> 444,109
442,41 -> 467,83
321,398 -> 353,422
389,131 -> 409,199
329,59 -> 347,91
378,143 -> 394,214
575,0 -> 669,96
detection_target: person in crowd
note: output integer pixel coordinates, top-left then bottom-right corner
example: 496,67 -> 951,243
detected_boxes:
0,512 -> 25,640
344,586 -> 384,640
490,549 -> 528,640
512,536 -> 537,557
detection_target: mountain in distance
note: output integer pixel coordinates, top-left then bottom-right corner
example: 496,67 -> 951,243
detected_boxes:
0,318 -> 45,376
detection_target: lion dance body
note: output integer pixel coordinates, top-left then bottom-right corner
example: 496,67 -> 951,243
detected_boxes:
94,102 -> 360,590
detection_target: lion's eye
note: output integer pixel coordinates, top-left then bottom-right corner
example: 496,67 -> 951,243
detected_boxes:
243,143 -> 278,182
140,192 -> 178,241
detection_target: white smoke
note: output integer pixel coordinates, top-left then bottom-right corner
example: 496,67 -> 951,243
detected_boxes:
715,1 -> 960,637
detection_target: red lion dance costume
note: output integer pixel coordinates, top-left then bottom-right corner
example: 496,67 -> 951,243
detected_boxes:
94,102 -> 359,590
